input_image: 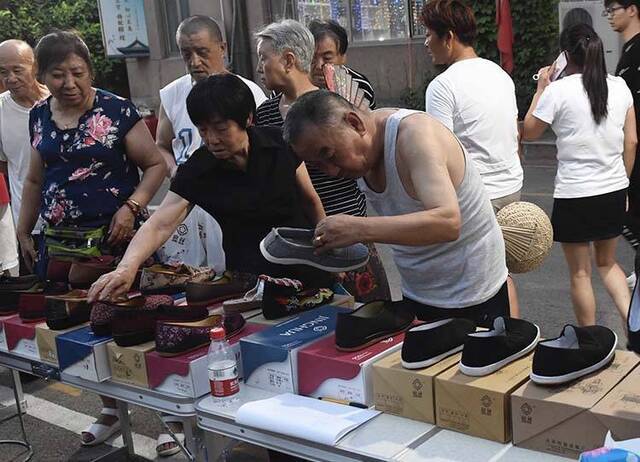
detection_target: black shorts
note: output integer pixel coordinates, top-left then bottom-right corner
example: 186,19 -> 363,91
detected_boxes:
397,281 -> 510,328
552,189 -> 626,243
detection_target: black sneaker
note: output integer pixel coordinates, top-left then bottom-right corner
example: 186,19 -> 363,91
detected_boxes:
628,277 -> 640,354
335,300 -> 414,351
459,317 -> 539,376
530,325 -> 617,385
401,318 -> 476,369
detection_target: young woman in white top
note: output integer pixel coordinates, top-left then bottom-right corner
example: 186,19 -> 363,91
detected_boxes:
524,23 -> 637,327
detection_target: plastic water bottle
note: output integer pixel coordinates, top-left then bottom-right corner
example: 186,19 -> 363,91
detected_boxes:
208,327 -> 239,406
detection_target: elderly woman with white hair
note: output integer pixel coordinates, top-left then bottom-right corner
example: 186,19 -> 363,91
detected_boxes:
255,19 -> 390,303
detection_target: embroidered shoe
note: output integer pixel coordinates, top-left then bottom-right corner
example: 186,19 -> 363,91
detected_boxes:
139,264 -> 215,295
186,271 -> 256,307
401,318 -> 477,369
262,286 -> 333,320
259,227 -> 370,272
335,300 -> 414,351
45,289 -> 92,330
530,325 -> 617,385
459,317 -> 540,376
224,275 -> 302,314
155,313 -> 246,356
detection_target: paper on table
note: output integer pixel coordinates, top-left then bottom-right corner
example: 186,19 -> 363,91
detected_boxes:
235,392 -> 380,446
605,431 -> 640,454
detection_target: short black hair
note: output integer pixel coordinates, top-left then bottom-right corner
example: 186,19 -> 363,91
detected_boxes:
604,0 -> 640,8
176,15 -> 223,43
34,30 -> 93,81
308,19 -> 349,55
283,90 -> 354,144
186,73 -> 255,129
421,0 -> 477,47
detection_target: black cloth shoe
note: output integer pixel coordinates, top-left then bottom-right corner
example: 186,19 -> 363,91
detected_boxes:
459,317 -> 539,376
530,325 -> 617,385
335,300 -> 414,351
401,318 -> 476,369
628,276 -> 640,354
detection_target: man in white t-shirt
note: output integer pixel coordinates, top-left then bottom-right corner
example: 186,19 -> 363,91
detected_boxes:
155,16 -> 267,274
0,40 -> 48,274
422,0 -> 522,316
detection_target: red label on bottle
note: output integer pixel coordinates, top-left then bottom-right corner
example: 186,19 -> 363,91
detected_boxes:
208,361 -> 239,397
210,377 -> 239,397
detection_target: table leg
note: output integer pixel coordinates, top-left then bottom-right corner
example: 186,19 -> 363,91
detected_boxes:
115,400 -> 134,458
203,431 -> 235,462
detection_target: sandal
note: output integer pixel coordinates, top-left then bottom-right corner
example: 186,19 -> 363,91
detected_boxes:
156,415 -> 185,457
81,407 -> 121,446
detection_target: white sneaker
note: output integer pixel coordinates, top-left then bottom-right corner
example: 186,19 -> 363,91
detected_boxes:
627,272 -> 637,291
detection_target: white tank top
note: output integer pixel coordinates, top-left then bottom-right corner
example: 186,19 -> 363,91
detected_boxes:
357,109 -> 507,308
159,74 -> 267,164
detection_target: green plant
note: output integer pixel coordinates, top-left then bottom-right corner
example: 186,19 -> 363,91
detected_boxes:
0,0 -> 129,97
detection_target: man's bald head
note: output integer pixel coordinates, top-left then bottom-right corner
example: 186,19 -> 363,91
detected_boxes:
0,39 -> 40,102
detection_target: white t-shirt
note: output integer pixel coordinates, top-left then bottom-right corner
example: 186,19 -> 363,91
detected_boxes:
533,74 -> 632,199
0,91 -> 32,223
425,58 -> 523,200
159,73 -> 267,164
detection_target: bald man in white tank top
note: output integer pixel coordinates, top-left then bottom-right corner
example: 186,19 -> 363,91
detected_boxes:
284,91 -> 509,326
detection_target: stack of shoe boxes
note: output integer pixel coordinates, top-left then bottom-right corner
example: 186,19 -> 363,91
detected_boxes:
511,350 -> 639,458
36,322 -> 89,366
297,332 -> 405,406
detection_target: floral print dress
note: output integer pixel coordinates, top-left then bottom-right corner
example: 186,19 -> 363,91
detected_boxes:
29,89 -> 142,228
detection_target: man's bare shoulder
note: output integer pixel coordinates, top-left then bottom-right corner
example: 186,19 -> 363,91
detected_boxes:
396,112 -> 457,159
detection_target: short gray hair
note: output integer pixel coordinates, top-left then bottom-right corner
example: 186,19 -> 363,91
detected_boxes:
255,20 -> 315,74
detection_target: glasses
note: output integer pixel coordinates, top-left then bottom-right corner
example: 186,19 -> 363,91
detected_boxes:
604,5 -> 626,16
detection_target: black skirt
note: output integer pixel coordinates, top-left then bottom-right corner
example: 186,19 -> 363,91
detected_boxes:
552,188 -> 627,243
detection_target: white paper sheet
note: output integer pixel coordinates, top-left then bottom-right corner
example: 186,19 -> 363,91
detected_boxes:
605,431 -> 640,455
235,393 -> 380,446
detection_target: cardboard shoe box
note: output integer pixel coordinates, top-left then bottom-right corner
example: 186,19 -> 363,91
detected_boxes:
146,322 -> 266,397
435,353 -> 534,443
4,316 -> 43,360
56,326 -> 113,382
297,332 -> 404,405
108,341 -> 155,388
372,350 -> 461,424
0,314 -> 18,352
511,350 -> 639,459
241,305 -> 350,393
36,322 -> 88,366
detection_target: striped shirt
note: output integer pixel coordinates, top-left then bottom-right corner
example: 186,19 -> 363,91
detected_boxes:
255,94 -> 368,217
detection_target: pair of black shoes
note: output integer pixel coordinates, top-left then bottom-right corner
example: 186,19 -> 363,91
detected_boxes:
401,315 -> 617,385
401,316 -> 539,375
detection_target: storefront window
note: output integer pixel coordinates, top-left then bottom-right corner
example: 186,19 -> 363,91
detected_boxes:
268,0 -> 427,43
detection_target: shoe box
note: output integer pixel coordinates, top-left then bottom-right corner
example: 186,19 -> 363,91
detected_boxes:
4,316 -> 44,360
36,322 -> 89,366
297,332 -> 405,406
241,305 -> 350,393
107,341 -> 156,388
0,314 -> 18,352
435,352 -> 534,443
146,322 -> 266,398
371,350 -> 461,424
56,326 -> 113,382
248,294 -> 355,326
511,350 -> 639,459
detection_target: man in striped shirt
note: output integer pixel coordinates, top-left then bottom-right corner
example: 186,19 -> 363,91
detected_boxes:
309,19 -> 376,109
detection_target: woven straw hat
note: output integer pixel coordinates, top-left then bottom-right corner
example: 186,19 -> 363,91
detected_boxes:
496,201 -> 553,274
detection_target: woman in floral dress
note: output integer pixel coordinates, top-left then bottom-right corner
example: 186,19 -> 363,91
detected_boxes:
16,31 -> 165,447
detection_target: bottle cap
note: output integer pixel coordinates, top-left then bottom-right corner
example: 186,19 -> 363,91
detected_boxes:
210,327 -> 226,340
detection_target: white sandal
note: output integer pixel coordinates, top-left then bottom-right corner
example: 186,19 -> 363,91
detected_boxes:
81,407 -> 121,446
156,415 -> 185,457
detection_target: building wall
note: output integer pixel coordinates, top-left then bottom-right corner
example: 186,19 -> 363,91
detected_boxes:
125,0 -> 433,109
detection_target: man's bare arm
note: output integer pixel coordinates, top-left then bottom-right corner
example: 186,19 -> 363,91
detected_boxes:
156,104 -> 178,178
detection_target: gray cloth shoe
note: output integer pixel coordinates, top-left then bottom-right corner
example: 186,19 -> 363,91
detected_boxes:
259,227 -> 370,272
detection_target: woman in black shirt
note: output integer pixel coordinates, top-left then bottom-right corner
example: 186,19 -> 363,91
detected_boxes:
88,74 -> 325,301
